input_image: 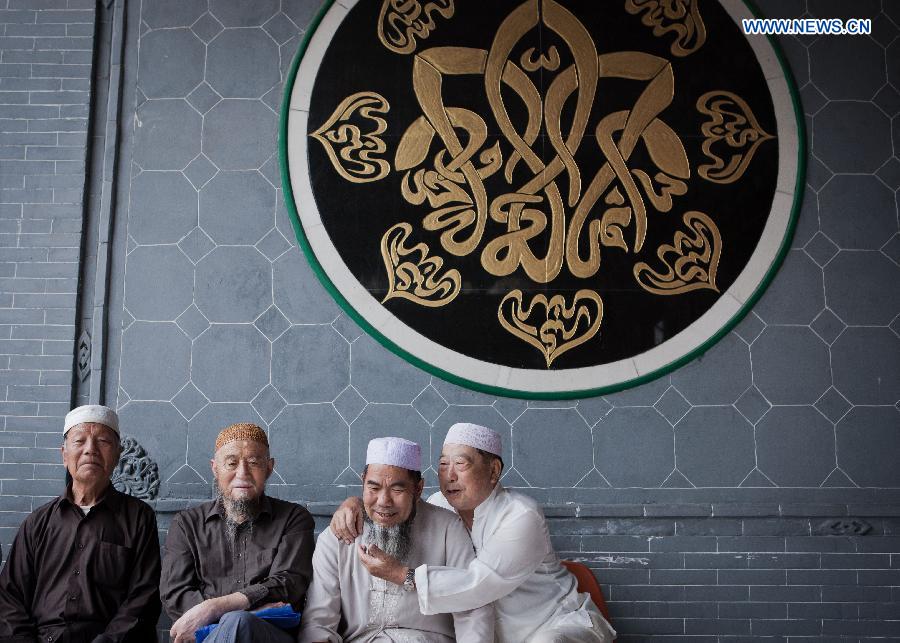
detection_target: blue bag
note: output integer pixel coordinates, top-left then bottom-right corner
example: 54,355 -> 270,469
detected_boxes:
194,605 -> 302,642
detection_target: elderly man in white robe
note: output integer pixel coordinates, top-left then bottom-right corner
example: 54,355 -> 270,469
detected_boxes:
300,436 -> 493,643
332,424 -> 616,643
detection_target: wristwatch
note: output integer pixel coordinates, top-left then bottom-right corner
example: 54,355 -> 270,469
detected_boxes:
403,567 -> 416,592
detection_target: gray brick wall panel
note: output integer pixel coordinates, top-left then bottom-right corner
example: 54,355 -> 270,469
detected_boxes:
719,603 -> 788,619
821,553 -> 891,569
719,536 -> 787,552
686,619 -> 751,635
749,586 -> 821,602
0,2 -> 92,558
0,432 -> 34,447
677,519 -> 744,536
649,536 -> 717,552
820,585 -> 892,602
786,536 -> 855,552
0,496 -> 32,512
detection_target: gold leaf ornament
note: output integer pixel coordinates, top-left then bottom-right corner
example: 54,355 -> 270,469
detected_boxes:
498,290 -> 603,368
381,223 -> 461,307
697,91 -> 774,184
378,0 -> 454,54
625,0 -> 706,56
633,211 -> 721,295
310,92 -> 391,183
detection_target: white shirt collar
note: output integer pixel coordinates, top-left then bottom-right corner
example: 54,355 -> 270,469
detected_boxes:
473,482 -> 502,522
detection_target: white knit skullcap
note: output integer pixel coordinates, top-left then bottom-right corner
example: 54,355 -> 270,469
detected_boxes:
366,437 -> 421,471
444,422 -> 502,456
64,404 -> 119,435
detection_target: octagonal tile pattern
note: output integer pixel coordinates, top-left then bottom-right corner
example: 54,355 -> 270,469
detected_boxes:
831,327 -> 900,405
809,36 -> 885,100
142,0 -> 206,29
676,407 -> 755,488
753,327 -> 831,405
753,251 -> 825,325
133,99 -> 201,171
137,29 -> 205,99
128,171 -> 198,244
209,0 -> 279,27
202,100 -> 276,170
124,245 -> 194,321
755,406 -> 835,487
194,246 -> 272,323
269,404 -> 349,486
272,325 -> 349,403
594,407 -> 674,488
115,0 -> 900,499
836,407 -> 900,487
670,332 -> 751,405
814,102 -> 892,173
818,175 -> 897,250
117,401 -> 189,483
513,409 -> 593,487
199,171 -> 275,245
206,29 -> 280,98
824,251 -> 900,326
272,250 -> 340,324
192,324 -> 270,402
351,334 -> 430,404
121,322 -> 191,400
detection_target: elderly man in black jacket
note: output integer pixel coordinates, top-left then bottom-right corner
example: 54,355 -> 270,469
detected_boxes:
0,404 -> 162,643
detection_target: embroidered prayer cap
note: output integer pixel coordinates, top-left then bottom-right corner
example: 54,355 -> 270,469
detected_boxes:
64,405 -> 119,436
444,422 -> 502,457
366,437 -> 421,471
215,422 -> 269,452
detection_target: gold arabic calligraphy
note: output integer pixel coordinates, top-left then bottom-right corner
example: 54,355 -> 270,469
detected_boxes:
394,1 -> 690,284
310,0 -> 775,367
378,0 -> 454,54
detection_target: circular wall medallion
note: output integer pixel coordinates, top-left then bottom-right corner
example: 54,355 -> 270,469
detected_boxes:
282,0 -> 803,398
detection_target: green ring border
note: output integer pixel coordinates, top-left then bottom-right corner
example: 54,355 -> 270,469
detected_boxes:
278,0 -> 807,401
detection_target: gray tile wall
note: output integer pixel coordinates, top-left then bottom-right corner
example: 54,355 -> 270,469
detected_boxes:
111,0 -> 900,502
0,0 -> 95,543
2,0 -> 900,639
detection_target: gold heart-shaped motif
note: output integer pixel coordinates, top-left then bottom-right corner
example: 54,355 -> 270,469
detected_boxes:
309,91 -> 391,183
498,289 -> 603,368
697,90 -> 774,184
381,223 -> 461,307
633,210 -> 721,295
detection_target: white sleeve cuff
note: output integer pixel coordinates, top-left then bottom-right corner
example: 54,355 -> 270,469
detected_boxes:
414,563 -> 434,615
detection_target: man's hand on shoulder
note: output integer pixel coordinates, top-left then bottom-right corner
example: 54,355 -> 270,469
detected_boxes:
329,496 -> 364,545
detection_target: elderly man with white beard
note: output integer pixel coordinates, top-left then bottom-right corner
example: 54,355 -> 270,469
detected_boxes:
299,436 -> 493,642
332,423 -> 616,643
161,423 -> 315,643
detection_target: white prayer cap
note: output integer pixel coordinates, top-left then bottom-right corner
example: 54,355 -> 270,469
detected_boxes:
444,422 -> 502,457
64,404 -> 119,436
366,437 -> 421,471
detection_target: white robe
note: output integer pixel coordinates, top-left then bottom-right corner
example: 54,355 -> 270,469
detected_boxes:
299,500 -> 493,642
416,485 -> 616,643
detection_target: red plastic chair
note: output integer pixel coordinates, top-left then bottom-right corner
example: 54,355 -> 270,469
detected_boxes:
561,560 -> 614,632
